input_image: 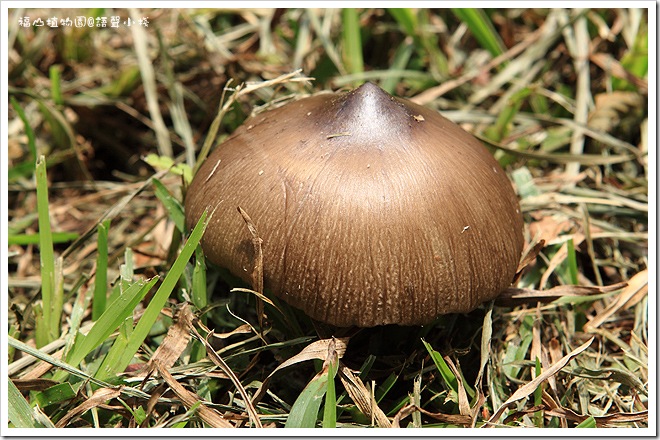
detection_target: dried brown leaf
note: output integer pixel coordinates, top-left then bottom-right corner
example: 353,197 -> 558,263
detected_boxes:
211,323 -> 253,339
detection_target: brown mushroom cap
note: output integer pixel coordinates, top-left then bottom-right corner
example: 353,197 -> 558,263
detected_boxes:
185,82 -> 524,327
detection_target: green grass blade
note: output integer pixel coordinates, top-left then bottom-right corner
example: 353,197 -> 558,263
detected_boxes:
192,245 -> 207,314
8,336 -> 122,391
380,41 -> 414,94
388,8 -> 417,36
533,357 -> 543,427
322,359 -> 338,428
566,238 -> 579,285
8,379 -> 37,428
153,178 -> 185,233
8,232 -> 79,246
94,316 -> 134,381
452,8 -> 506,58
34,382 -> 77,408
375,372 -> 398,404
49,65 -> 63,105
285,370 -> 329,428
421,339 -> 458,394
114,210 -> 208,377
342,8 -> 363,75
576,415 -> 597,428
484,88 -> 531,142
35,155 -> 61,348
65,277 -> 157,369
9,96 -> 37,160
92,220 -> 110,320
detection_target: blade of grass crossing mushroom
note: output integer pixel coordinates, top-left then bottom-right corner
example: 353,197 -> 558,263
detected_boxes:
485,337 -> 595,427
237,206 -> 265,331
193,70 -> 312,174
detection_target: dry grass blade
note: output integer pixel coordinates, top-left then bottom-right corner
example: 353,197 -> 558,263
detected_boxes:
392,404 -> 472,427
251,337 -> 349,405
544,406 -> 648,427
514,239 -> 545,277
189,326 -> 263,428
10,378 -> 59,392
485,337 -> 594,426
338,364 -> 391,428
589,53 -> 648,93
128,8 -> 172,158
496,281 -> 627,307
237,206 -> 265,331
443,356 -> 470,416
156,361 -> 234,428
539,233 -> 585,288
474,133 -> 635,165
55,387 -> 122,428
585,269 -> 648,330
139,303 -> 194,376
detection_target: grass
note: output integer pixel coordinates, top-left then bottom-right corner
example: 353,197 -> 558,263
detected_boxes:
6,7 -> 650,430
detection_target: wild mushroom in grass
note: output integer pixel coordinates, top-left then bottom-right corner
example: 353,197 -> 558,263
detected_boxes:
185,82 -> 524,327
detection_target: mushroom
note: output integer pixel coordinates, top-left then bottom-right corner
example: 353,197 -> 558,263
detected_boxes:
185,82 -> 524,327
